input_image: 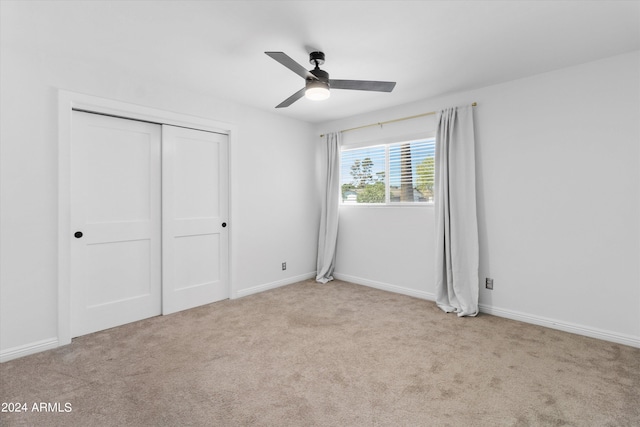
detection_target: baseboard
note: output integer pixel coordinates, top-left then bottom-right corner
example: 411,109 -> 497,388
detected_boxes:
479,303 -> 640,349
332,273 -> 436,301
0,338 -> 59,363
333,272 -> 640,349
235,272 -> 317,298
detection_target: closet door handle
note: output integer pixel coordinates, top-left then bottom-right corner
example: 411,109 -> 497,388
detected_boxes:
221,222 -> 227,228
74,231 -> 83,238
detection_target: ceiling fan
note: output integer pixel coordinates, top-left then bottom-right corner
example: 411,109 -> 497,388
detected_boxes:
265,51 -> 396,108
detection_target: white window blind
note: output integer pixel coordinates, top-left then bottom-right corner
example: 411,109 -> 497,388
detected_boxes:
340,138 -> 435,205
388,139 -> 435,203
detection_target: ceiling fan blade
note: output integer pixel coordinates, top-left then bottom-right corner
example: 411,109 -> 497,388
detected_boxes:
265,52 -> 317,81
330,79 -> 396,92
276,88 -> 306,108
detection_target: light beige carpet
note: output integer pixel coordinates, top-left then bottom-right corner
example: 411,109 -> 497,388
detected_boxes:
1,279 -> 638,426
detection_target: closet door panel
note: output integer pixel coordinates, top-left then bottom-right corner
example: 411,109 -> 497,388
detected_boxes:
70,111 -> 161,337
162,125 -> 229,314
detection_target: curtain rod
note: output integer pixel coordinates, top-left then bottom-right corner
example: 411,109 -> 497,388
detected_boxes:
319,102 -> 477,138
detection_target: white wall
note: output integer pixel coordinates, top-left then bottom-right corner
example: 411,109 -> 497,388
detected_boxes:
317,51 -> 640,347
0,25 -> 319,358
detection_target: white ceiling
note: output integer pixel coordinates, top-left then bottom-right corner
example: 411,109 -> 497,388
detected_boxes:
2,0 -> 639,123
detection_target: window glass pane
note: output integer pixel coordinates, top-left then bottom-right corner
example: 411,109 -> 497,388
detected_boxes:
340,146 -> 386,204
389,139 -> 435,203
339,138 -> 434,205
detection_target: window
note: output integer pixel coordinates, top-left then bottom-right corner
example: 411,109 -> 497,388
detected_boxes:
340,138 -> 435,205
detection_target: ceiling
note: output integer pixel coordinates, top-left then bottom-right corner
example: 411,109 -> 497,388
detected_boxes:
2,1 -> 639,123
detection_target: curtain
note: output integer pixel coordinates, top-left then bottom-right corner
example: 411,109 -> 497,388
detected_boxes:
316,132 -> 341,283
434,106 -> 479,316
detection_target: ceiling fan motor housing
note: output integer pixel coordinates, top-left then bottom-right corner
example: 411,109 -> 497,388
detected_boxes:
307,67 -> 330,96
309,68 -> 329,83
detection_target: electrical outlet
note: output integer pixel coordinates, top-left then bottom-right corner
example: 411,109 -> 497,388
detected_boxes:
282,262 -> 286,271
485,278 -> 494,290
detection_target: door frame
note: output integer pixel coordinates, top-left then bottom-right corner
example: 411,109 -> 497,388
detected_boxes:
58,90 -> 236,346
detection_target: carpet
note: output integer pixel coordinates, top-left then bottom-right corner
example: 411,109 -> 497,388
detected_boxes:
1,279 -> 638,426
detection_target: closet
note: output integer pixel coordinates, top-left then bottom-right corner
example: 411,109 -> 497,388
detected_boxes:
70,111 -> 229,337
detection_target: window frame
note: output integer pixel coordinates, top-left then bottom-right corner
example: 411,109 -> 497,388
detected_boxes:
339,135 -> 436,207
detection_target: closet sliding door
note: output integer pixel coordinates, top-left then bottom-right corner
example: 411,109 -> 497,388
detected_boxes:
162,125 -> 229,315
70,111 -> 162,337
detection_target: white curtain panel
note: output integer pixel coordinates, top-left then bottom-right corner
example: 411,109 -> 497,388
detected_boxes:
434,106 -> 479,316
316,132 -> 341,284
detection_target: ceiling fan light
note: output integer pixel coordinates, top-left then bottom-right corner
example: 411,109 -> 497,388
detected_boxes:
305,80 -> 330,101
